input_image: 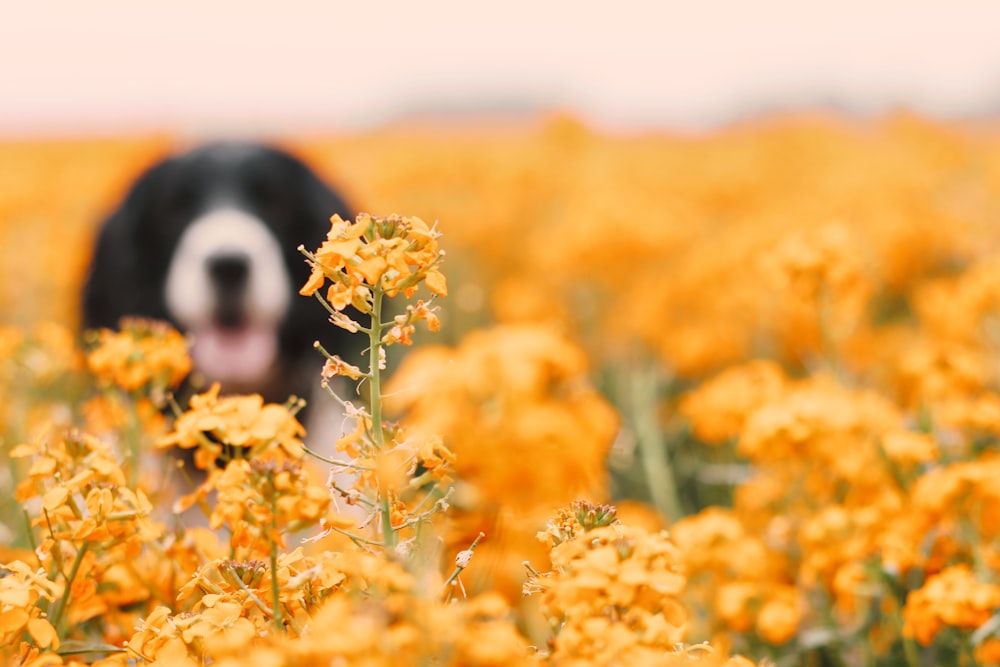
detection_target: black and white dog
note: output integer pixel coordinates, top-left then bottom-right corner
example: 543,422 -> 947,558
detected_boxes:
83,142 -> 355,408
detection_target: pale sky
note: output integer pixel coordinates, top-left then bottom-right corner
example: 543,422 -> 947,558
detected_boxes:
3,1 -> 1000,136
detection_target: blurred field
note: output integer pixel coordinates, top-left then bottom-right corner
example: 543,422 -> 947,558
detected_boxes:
6,114 -> 1000,364
10,113 -> 1000,516
8,114 -> 1000,664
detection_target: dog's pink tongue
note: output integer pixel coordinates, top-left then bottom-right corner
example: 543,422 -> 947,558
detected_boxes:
191,326 -> 278,384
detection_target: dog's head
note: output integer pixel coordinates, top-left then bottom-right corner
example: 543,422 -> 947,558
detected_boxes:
83,142 -> 353,396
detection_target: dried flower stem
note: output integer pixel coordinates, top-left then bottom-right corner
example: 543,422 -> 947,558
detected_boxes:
442,532 -> 485,594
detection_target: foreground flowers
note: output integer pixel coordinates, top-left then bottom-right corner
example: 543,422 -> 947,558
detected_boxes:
0,209 -> 766,667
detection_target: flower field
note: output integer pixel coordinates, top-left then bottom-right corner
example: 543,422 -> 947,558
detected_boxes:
4,113 -> 1000,665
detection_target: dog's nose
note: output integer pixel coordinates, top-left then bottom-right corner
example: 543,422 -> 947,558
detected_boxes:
207,252 -> 250,327
208,252 -> 250,290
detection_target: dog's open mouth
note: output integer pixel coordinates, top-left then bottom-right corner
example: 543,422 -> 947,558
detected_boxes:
190,324 -> 278,385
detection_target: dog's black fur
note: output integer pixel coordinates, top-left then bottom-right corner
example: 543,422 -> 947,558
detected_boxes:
83,142 -> 354,406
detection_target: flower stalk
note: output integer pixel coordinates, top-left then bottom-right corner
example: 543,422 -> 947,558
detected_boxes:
50,542 -> 89,637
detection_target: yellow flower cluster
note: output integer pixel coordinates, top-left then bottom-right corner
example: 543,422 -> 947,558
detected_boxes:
677,359 -> 1000,657
0,561 -> 62,653
157,383 -> 305,470
5,428 -> 163,661
388,325 -> 617,508
125,546 -> 539,667
294,211 -> 459,559
299,212 -> 446,339
209,459 -> 331,555
86,318 -> 191,395
902,565 -> 1000,647
385,325 -> 619,597
671,508 -> 798,644
527,502 -> 754,667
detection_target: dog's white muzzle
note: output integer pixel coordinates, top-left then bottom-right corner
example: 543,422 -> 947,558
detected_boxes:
164,208 -> 291,385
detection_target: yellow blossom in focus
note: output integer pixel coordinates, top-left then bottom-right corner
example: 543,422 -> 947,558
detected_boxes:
300,213 -> 447,316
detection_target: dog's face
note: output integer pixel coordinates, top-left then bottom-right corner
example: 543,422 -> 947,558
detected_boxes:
83,142 -> 354,398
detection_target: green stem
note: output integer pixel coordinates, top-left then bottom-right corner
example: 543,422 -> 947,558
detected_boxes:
370,288 -> 385,450
269,539 -> 283,632
56,643 -> 127,656
630,367 -> 683,523
331,525 -> 384,547
23,509 -> 37,553
301,445 -> 373,471
902,637 -> 920,667
225,562 -> 276,618
369,287 -> 396,550
319,379 -> 363,411
42,510 -> 63,583
267,471 -> 284,633
51,542 -> 90,637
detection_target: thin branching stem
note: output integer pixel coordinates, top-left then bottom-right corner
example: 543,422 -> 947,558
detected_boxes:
51,542 -> 90,637
301,445 -> 373,470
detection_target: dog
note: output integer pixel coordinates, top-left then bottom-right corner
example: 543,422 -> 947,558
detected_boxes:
82,141 -> 357,410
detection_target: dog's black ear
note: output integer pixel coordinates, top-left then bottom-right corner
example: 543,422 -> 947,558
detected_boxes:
81,159 -> 174,330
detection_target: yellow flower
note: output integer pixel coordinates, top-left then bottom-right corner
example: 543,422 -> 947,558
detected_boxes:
158,384 -> 305,469
321,355 -> 364,381
528,507 -> 690,663
881,429 -> 939,466
207,458 -> 331,557
386,325 -> 617,597
680,359 -> 788,445
903,565 -> 1000,646
180,596 -> 257,653
756,587 -> 801,645
0,561 -> 62,651
300,213 -> 446,311
86,318 -> 191,394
